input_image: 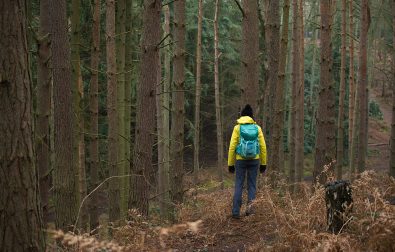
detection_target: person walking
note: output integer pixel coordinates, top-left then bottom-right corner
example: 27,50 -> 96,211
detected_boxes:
227,104 -> 267,218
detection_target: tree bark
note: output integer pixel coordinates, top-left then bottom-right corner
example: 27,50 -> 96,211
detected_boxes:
0,0 -> 45,250
116,0 -> 127,219
214,0 -> 224,187
193,0 -> 203,183
71,0 -> 88,231
266,0 -> 281,172
159,5 -> 171,219
37,0 -> 51,225
289,0 -> 299,186
89,0 -> 101,230
241,0 -> 260,110
295,0 -> 305,183
50,0 -> 78,230
390,0 -> 395,178
356,0 -> 370,173
106,0 -> 120,222
124,0 -> 132,219
170,0 -> 186,215
313,0 -> 336,184
348,0 -> 355,168
336,0 -> 347,179
129,0 -> 161,216
276,0 -> 290,174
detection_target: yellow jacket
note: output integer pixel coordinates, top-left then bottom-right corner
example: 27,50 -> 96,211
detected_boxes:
227,116 -> 267,166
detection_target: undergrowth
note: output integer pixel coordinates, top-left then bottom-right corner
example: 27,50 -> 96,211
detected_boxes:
50,170 -> 395,251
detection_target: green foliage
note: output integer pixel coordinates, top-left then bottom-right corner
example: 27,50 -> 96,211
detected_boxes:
369,100 -> 384,120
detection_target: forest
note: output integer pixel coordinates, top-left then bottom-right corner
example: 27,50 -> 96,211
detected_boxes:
0,0 -> 395,251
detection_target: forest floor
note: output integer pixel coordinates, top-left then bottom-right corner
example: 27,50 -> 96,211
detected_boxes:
52,88 -> 395,252
368,88 -> 392,172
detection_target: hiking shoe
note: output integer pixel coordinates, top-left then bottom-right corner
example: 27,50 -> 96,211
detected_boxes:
231,214 -> 241,219
246,204 -> 255,216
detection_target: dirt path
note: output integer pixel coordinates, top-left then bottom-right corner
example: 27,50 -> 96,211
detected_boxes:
368,89 -> 391,172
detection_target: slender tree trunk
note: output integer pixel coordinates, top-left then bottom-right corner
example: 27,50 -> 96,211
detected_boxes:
277,0 -> 290,173
313,0 -> 336,184
289,0 -> 299,186
106,0 -> 120,222
71,0 -> 88,231
193,0 -> 203,183
390,0 -> 395,177
349,0 -> 356,173
357,0 -> 370,173
336,0 -> 347,179
89,0 -> 101,230
159,5 -> 171,219
295,0 -> 305,183
37,0 -> 51,225
214,0 -> 224,187
50,0 -> 78,230
170,0 -> 186,216
0,0 -> 45,249
116,0 -> 127,219
129,0 -> 161,216
266,0 -> 281,172
124,0 -> 132,219
241,0 -> 260,110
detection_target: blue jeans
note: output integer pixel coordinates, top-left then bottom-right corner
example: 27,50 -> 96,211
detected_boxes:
232,159 -> 259,216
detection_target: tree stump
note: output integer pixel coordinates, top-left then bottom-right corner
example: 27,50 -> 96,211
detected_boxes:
325,180 -> 353,234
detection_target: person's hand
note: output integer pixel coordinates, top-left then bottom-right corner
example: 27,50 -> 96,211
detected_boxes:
228,166 -> 235,173
260,165 -> 267,174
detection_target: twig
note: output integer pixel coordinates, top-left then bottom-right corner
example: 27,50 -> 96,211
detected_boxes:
233,0 -> 245,17
73,175 -> 132,233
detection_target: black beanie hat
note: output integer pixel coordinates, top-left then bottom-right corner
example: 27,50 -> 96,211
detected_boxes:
241,104 -> 254,118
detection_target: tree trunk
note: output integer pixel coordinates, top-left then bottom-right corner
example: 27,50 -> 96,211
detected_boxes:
193,0 -> 203,183
390,0 -> 395,178
356,0 -> 370,173
241,0 -> 260,110
129,0 -> 161,216
50,0 -> 78,230
0,1 -> 45,250
276,0 -> 290,174
124,0 -> 132,219
170,0 -> 186,216
37,0 -> 51,225
336,0 -> 347,179
348,0 -> 355,167
116,0 -> 127,219
106,0 -> 120,222
159,5 -> 171,220
89,0 -> 101,230
295,0 -> 304,183
313,0 -> 336,184
71,0 -> 88,231
289,0 -> 299,186
214,0 -> 224,187
266,0 -> 281,172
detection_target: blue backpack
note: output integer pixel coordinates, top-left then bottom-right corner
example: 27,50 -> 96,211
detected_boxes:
236,124 -> 260,159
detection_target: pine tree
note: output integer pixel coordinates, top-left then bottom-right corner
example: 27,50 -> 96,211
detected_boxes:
356,0 -> 370,173
313,0 -> 336,184
0,0 -> 45,249
50,0 -> 78,230
106,0 -> 120,222
89,0 -> 101,229
129,0 -> 161,216
170,0 -> 186,214
336,0 -> 347,179
193,0 -> 203,183
37,0 -> 51,224
214,0 -> 224,186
